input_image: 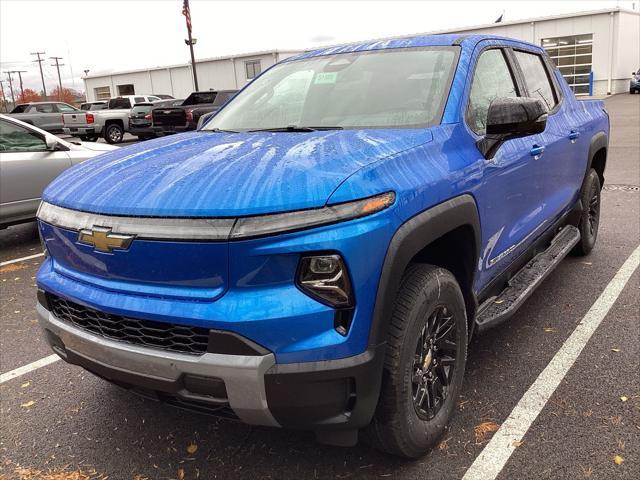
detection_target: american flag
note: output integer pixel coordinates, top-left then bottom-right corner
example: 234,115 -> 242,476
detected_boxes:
182,0 -> 192,33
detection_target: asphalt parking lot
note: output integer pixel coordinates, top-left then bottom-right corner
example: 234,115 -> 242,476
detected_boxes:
0,94 -> 638,480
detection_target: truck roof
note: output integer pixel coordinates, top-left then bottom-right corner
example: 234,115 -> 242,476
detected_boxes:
288,34 -> 544,62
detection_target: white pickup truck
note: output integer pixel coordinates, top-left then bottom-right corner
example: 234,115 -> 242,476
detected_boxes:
62,95 -> 160,143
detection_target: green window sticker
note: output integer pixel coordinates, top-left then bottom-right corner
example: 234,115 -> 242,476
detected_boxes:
314,72 -> 338,84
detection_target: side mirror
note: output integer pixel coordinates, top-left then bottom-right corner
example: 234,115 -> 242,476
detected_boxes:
45,136 -> 59,151
478,97 -> 548,159
44,135 -> 69,152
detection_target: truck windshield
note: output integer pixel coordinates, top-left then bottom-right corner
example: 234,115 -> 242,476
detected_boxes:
203,47 -> 458,131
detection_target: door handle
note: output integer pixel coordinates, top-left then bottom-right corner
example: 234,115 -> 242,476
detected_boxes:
530,145 -> 545,159
568,130 -> 580,143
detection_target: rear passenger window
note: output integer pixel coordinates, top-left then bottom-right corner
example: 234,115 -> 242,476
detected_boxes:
134,96 -> 146,104
514,51 -> 557,111
468,49 -> 519,135
35,104 -> 55,113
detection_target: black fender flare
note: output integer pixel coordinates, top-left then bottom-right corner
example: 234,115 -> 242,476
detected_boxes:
368,194 -> 481,347
586,131 -> 608,184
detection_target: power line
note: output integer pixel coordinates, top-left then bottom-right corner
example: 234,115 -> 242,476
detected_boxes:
50,56 -> 64,99
31,52 -> 47,97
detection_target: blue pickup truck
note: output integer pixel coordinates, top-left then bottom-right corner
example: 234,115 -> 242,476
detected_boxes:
35,34 -> 608,457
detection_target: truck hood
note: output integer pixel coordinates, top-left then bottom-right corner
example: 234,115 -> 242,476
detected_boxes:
43,129 -> 432,217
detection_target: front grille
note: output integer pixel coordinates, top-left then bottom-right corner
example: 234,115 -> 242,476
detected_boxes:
47,294 -> 210,355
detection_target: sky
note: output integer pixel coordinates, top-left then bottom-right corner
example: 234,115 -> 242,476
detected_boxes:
1,0 -> 638,96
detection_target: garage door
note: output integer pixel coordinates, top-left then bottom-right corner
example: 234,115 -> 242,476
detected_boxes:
542,34 -> 593,96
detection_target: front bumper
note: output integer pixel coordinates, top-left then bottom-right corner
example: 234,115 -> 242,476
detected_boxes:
37,296 -> 385,431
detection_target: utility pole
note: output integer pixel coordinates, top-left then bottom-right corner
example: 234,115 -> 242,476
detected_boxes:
50,57 -> 64,99
5,71 -> 15,104
0,79 -> 7,112
182,0 -> 199,91
31,51 -> 47,97
10,70 -> 27,98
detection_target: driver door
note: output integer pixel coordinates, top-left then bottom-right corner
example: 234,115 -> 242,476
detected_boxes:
0,119 -> 71,223
466,47 -> 548,290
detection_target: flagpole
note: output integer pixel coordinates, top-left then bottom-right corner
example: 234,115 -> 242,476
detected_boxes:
183,0 -> 199,91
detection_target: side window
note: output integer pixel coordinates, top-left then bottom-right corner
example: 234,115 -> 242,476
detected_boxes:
147,96 -> 160,102
56,103 -> 76,113
35,103 -> 55,113
134,96 -> 146,104
0,119 -> 47,152
514,51 -> 557,111
468,49 -> 519,135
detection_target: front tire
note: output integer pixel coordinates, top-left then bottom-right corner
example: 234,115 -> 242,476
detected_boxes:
364,264 -> 468,458
572,168 -> 601,256
104,124 -> 124,144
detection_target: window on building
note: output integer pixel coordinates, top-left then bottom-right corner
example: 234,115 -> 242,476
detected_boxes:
542,34 -> 592,96
514,51 -> 557,111
467,49 -> 519,135
245,60 -> 261,80
117,84 -> 135,95
94,86 -> 111,101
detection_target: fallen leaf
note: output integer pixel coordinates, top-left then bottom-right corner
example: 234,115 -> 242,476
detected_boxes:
177,468 -> 185,480
20,381 -> 30,388
613,455 -> 624,465
611,348 -> 621,352
544,327 -> 556,333
512,440 -> 524,447
582,262 -> 593,265
620,396 -> 628,402
494,299 -> 504,304
20,400 -> 35,408
474,421 -> 499,443
187,442 -> 198,455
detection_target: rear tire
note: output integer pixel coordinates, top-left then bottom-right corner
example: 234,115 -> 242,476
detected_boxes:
104,124 -> 124,144
364,264 -> 468,458
572,168 -> 601,256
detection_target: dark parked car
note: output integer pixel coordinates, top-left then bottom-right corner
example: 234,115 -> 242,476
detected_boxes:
630,69 -> 640,93
152,90 -> 236,135
128,99 -> 184,140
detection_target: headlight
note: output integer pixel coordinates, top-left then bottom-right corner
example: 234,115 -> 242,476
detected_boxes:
230,191 -> 395,239
38,191 -> 395,242
297,254 -> 353,308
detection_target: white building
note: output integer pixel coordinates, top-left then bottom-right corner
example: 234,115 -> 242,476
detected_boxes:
427,7 -> 639,96
83,49 -> 303,101
84,7 -> 639,100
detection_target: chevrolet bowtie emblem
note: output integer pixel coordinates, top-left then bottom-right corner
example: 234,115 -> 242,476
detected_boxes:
78,226 -> 134,253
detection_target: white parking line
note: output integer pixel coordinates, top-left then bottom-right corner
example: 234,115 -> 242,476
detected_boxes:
0,354 -> 60,384
463,244 -> 640,480
0,252 -> 45,267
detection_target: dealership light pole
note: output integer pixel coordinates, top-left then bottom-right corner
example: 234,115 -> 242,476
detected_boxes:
31,51 -> 47,97
182,0 -> 199,91
50,57 -> 64,100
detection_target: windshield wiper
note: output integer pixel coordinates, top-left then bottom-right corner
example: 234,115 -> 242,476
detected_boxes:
247,125 -> 343,133
205,128 -> 240,133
